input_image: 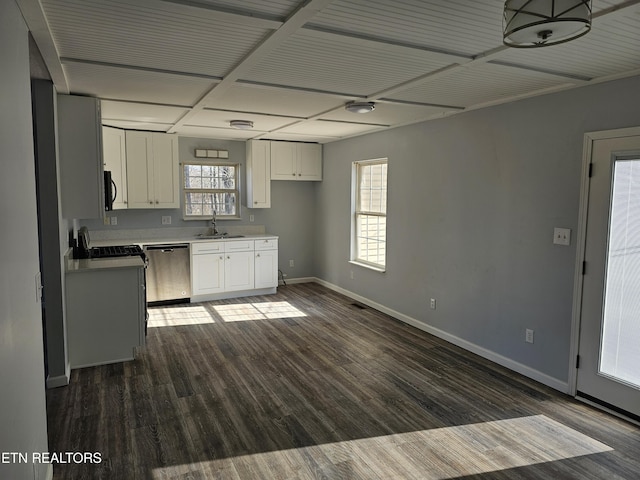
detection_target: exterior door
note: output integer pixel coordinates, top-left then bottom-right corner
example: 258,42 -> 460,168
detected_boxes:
576,130 -> 640,420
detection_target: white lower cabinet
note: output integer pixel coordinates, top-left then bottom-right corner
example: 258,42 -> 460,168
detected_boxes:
191,242 -> 225,295
255,239 -> 279,289
224,251 -> 254,291
190,237 -> 278,300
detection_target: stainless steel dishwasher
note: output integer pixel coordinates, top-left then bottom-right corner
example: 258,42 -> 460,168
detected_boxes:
144,244 -> 191,304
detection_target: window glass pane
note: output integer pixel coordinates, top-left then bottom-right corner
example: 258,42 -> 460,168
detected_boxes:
183,162 -> 239,217
600,159 -> 640,389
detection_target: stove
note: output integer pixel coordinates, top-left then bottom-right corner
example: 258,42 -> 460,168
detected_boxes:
89,244 -> 145,259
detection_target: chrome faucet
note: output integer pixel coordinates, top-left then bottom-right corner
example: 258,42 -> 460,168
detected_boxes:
210,210 -> 219,235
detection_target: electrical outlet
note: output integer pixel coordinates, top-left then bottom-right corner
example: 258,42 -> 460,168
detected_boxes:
289,259 -> 294,268
103,216 -> 110,225
111,216 -> 117,226
249,214 -> 255,222
350,270 -> 354,279
162,215 -> 172,225
430,298 -> 436,309
526,329 -> 534,344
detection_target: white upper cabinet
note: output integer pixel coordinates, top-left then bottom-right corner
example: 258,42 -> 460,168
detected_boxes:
57,94 -> 104,219
125,131 -> 179,209
246,140 -> 271,208
270,141 -> 322,181
102,126 -> 128,209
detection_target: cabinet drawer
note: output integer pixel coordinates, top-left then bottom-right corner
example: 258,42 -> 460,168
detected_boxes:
192,242 -> 224,254
224,240 -> 254,252
255,238 -> 278,251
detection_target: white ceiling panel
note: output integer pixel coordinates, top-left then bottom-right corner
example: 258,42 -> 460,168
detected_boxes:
62,62 -> 215,106
188,109 -> 299,131
204,84 -> 345,117
277,120 -> 386,137
308,0 -> 503,56
244,29 -> 455,96
101,101 -> 188,124
319,102 -> 456,125
388,63 -> 572,108
41,0 -> 271,77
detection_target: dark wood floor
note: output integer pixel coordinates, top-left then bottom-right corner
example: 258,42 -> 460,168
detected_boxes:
47,283 -> 640,479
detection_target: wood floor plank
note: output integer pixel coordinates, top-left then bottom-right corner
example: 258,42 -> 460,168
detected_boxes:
46,283 -> 640,479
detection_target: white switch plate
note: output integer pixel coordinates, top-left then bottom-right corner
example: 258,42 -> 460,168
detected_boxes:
162,215 -> 172,225
553,227 -> 571,246
249,214 -> 254,222
111,216 -> 117,226
430,298 -> 436,309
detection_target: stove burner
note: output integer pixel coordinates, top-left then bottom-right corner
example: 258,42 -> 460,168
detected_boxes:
90,244 -> 144,258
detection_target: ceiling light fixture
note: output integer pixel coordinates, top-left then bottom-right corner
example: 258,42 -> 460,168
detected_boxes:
503,0 -> 592,48
229,120 -> 253,129
345,101 -> 376,114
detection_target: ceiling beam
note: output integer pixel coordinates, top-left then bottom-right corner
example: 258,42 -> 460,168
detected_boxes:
16,0 -> 68,93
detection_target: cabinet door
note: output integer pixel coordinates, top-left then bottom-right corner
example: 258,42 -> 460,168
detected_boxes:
224,251 -> 254,291
192,253 -> 225,295
270,141 -> 297,180
297,143 -> 322,181
125,131 -> 153,208
152,133 -> 179,208
57,94 -> 105,219
103,126 -> 128,209
246,140 -> 271,208
255,249 -> 278,289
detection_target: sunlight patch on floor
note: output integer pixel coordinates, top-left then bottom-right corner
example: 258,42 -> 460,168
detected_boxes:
152,415 -> 612,479
148,305 -> 213,328
214,302 -> 306,322
148,301 -> 307,327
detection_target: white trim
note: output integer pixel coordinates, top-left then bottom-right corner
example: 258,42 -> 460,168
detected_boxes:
46,362 -> 70,389
313,277 -> 570,394
44,463 -> 53,480
569,126 -> 640,397
282,277 -> 316,285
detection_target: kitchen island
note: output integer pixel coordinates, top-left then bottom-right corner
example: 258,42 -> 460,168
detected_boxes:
65,254 -> 146,369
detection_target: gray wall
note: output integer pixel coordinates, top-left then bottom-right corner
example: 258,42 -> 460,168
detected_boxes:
0,1 -> 50,479
82,136 -> 318,278
317,74 -> 640,385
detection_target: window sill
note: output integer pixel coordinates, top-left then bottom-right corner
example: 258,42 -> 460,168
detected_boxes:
349,260 -> 386,273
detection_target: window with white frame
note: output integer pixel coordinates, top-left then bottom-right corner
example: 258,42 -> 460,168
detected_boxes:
352,159 -> 388,270
183,162 -> 240,219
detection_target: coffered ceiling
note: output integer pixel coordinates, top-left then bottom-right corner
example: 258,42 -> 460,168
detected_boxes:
18,0 -> 640,143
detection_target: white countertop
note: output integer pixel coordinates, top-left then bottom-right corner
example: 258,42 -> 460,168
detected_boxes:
92,233 -> 278,247
66,254 -> 145,273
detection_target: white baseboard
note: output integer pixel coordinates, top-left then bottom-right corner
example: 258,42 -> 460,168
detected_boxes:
281,277 -> 316,285
46,362 -> 70,389
313,277 -> 570,394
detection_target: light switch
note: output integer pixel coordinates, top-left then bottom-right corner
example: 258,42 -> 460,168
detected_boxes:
553,227 -> 571,246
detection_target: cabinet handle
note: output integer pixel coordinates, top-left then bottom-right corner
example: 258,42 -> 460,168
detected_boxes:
220,256 -> 223,260
254,201 -> 258,204
298,173 -> 301,176
149,201 -> 153,205
227,256 -> 230,259
292,173 -> 295,176
256,253 -> 261,257
156,200 -> 159,204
